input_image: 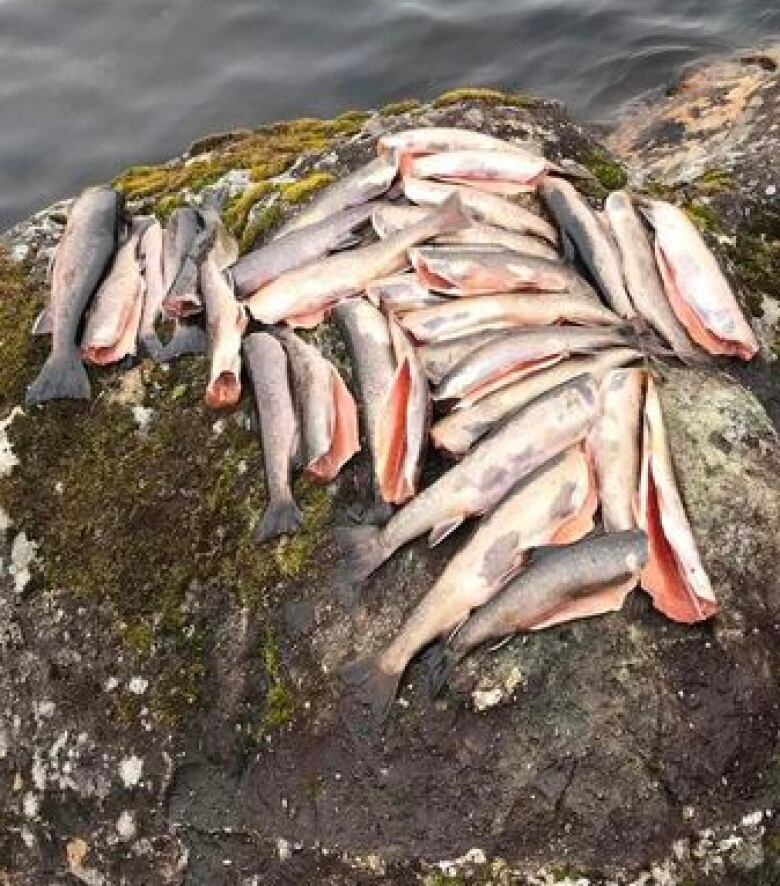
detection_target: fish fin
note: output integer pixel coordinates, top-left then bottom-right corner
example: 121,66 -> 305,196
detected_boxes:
31,305 -> 53,336
340,654 -> 401,724
160,323 -> 208,362
25,352 -> 90,406
254,497 -> 304,543
333,524 -> 389,582
426,642 -> 458,697
428,515 -> 464,547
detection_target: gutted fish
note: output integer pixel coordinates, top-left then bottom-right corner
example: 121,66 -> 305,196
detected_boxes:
365,273 -> 448,313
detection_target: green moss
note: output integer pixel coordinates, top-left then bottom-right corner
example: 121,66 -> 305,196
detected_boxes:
693,168 -> 735,194
239,204 -> 284,254
272,483 -> 331,578
579,146 -> 628,191
432,87 -> 537,109
222,181 -> 275,234
550,864 -> 587,881
726,206 -> 780,316
153,193 -> 185,221
0,250 -> 48,410
424,874 -> 466,886
259,630 -> 295,730
279,172 -> 335,205
682,201 -> 723,235
380,99 -> 421,116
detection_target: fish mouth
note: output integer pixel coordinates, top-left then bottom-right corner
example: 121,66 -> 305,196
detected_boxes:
205,371 -> 241,408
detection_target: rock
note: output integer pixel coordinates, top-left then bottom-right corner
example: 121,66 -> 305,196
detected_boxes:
0,69 -> 778,885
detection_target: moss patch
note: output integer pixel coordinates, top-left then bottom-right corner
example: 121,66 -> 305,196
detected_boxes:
239,204 -> 284,255
380,99 -> 422,116
222,182 -> 275,235
259,630 -> 295,731
432,87 -> 536,109
725,205 -> 780,316
579,145 -> 628,192
0,250 -> 48,411
279,172 -> 335,205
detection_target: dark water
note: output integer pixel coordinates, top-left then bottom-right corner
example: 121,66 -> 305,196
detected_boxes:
1,0 -> 778,228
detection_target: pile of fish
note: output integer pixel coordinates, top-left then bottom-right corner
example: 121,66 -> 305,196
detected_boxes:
25,126 -> 758,722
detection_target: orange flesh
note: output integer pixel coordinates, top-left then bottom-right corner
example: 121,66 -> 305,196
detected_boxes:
377,359 -> 412,503
307,368 -> 360,481
640,461 -> 718,623
205,372 -> 241,409
82,290 -> 142,365
655,243 -> 746,358
163,293 -> 201,319
549,454 -> 598,545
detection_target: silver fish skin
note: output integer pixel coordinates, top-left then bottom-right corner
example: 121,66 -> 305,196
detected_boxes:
436,325 -> 632,403
365,274 -> 449,313
242,333 -> 304,542
539,177 -> 635,318
431,346 -> 640,456
26,186 -> 123,406
333,297 -> 397,514
138,219 -> 167,359
162,207 -> 206,318
274,155 -> 399,238
336,373 -> 599,582
162,207 -> 202,293
418,331 -> 505,385
231,202 -> 377,298
429,530 -> 648,691
604,191 -> 701,363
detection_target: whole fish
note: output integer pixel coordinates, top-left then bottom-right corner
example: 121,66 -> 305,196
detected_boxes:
588,368 -> 644,532
333,297 -> 397,518
371,204 -> 555,260
539,177 -> 635,318
428,530 -> 648,694
342,446 -> 597,719
638,198 -> 758,360
403,177 -> 558,243
436,223 -> 560,261
274,155 -> 398,238
26,186 -> 123,405
231,202 -> 376,298
336,373 -> 599,581
138,219 -> 167,359
409,150 -> 549,195
247,196 -> 468,326
81,219 -> 148,365
201,233 -> 247,408
365,273 -> 449,313
400,293 -> 620,343
418,331 -> 505,385
243,333 -> 303,541
604,191 -> 701,363
431,347 -> 640,456
377,127 -> 537,165
436,325 -> 633,405
275,328 -> 360,482
375,318 -> 430,504
410,246 -> 599,299
161,207 -> 203,317
636,376 -> 719,622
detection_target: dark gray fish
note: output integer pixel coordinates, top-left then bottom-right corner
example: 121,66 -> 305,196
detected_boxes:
243,332 -> 303,542
428,530 -> 648,694
26,186 -> 123,405
539,177 -> 635,319
231,202 -> 376,298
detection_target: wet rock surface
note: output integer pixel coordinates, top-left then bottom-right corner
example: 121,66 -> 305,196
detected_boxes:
0,73 -> 779,884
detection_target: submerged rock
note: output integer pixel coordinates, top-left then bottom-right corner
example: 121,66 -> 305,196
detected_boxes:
0,63 -> 778,884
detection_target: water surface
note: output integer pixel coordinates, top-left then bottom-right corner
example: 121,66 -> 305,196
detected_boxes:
1,0 -> 777,226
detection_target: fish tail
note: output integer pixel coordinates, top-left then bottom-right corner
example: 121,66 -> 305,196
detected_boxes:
340,653 -> 402,723
426,642 -> 459,697
25,351 -> 90,406
159,323 -> 208,362
254,496 -> 304,543
333,524 -> 389,582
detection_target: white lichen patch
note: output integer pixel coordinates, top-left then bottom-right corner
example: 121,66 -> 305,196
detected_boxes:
22,791 -> 39,819
0,407 -> 24,477
9,531 -> 38,593
127,676 -> 148,695
131,406 -> 155,432
471,665 -> 524,712
118,754 -> 144,788
116,810 -> 136,841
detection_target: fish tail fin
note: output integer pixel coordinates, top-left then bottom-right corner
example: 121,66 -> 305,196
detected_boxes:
340,653 -> 401,723
25,352 -> 90,406
333,524 -> 389,582
426,642 -> 458,697
254,497 -> 304,543
159,323 -> 208,362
